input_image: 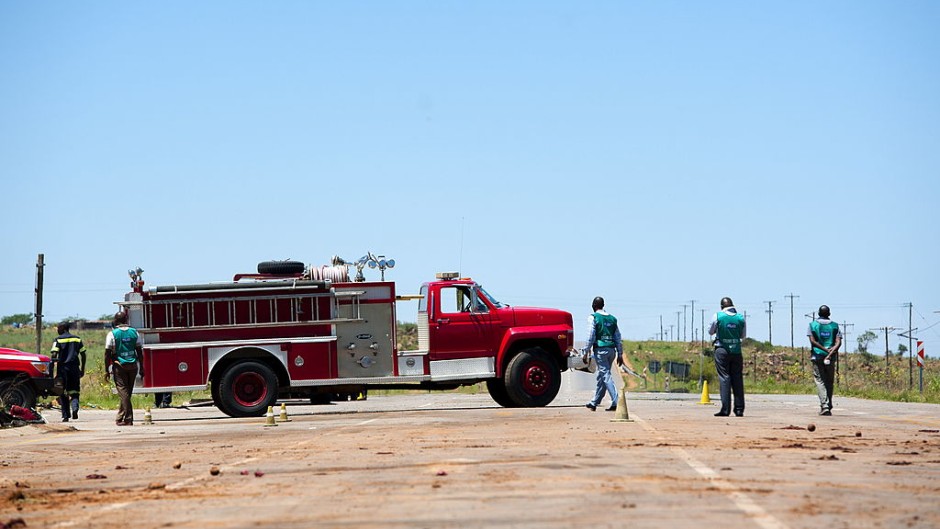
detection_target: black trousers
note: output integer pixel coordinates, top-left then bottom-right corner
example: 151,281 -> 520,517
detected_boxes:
58,364 -> 82,419
154,392 -> 172,408
714,347 -> 745,415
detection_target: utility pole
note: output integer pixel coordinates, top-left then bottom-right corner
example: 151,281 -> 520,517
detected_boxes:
676,311 -> 682,342
785,293 -> 799,350
689,300 -> 697,345
700,309 -> 706,349
35,254 -> 45,357
907,302 -> 914,389
841,321 -> 854,382
874,326 -> 900,371
681,304 -> 688,342
699,307 -> 706,388
764,301 -> 775,344
668,325 -> 674,342
660,315 -> 664,342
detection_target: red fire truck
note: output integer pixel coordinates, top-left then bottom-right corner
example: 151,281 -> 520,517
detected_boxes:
117,259 -> 574,417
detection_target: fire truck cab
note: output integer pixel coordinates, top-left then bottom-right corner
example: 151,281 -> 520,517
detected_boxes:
117,262 -> 573,417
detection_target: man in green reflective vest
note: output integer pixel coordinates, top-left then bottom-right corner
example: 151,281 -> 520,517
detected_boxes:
708,297 -> 747,417
105,311 -> 144,427
807,305 -> 841,416
581,296 -> 623,412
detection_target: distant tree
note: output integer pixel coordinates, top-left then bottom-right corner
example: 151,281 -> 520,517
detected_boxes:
857,330 -> 878,354
898,343 -> 908,357
1,313 -> 34,325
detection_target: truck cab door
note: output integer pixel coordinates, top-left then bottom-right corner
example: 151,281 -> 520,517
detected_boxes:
428,285 -> 499,359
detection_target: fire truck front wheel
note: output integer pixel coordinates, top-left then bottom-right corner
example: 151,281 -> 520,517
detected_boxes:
503,347 -> 561,407
216,361 -> 279,417
485,379 -> 518,408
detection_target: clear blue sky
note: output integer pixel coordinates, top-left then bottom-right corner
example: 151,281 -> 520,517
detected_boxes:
2,2 -> 938,354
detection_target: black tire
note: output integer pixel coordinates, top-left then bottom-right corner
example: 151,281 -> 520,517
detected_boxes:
504,347 -> 561,407
486,378 -> 518,408
216,361 -> 279,417
257,260 -> 305,275
210,379 -> 221,409
0,377 -> 37,409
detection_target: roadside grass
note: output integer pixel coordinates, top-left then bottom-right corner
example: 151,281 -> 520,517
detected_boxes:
623,339 -> 940,404
3,326 -> 937,408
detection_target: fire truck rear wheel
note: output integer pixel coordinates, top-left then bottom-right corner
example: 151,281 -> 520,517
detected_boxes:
0,378 -> 37,409
485,379 -> 518,408
504,347 -> 560,407
217,361 -> 279,417
257,260 -> 305,275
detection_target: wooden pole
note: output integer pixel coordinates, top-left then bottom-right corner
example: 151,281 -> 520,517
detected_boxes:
35,254 -> 44,355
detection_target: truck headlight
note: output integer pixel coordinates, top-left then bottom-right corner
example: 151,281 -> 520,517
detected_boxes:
31,361 -> 51,375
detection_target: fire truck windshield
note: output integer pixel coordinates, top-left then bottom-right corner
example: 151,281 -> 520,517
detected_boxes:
477,286 -> 505,308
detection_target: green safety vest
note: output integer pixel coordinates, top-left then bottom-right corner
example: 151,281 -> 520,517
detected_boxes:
112,327 -> 140,364
593,313 -> 619,348
716,311 -> 745,354
810,320 -> 839,356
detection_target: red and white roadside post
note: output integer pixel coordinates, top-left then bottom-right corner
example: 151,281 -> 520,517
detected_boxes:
917,341 -> 926,393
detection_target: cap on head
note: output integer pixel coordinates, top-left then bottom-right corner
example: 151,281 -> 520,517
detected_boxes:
592,296 -> 605,311
818,305 -> 831,318
114,311 -> 128,325
720,297 -> 734,309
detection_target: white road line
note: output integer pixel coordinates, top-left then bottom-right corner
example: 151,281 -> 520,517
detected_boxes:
53,502 -> 132,528
635,416 -> 791,529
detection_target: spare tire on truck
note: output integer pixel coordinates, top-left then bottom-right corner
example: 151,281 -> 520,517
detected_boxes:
257,260 -> 305,275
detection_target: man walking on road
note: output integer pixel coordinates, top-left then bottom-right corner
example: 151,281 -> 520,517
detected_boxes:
105,311 -> 144,426
709,297 -> 746,417
50,321 -> 86,422
582,296 -> 622,412
808,305 -> 841,416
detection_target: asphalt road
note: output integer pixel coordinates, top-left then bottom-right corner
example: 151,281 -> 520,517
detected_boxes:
2,378 -> 939,529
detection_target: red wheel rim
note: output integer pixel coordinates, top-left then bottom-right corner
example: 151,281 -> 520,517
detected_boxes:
522,360 -> 552,396
233,371 -> 268,407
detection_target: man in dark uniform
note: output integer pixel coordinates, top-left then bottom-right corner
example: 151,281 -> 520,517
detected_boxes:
50,321 -> 87,422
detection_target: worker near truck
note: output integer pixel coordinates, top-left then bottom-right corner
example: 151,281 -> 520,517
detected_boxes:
582,296 -> 622,412
105,311 -> 144,426
50,321 -> 86,422
807,305 -> 841,416
708,297 -> 747,417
